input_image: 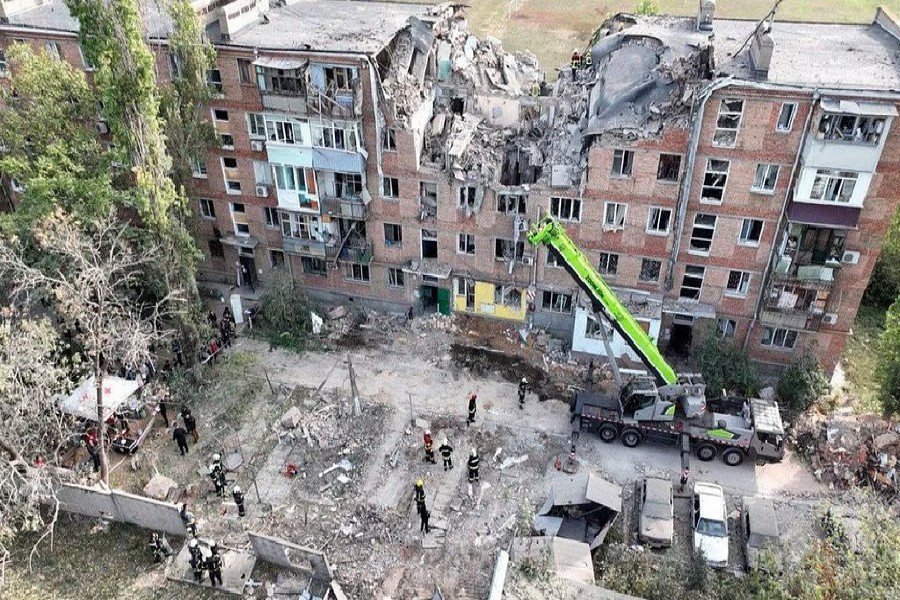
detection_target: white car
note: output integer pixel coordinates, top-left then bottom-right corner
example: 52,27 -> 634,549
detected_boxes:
691,482 -> 729,568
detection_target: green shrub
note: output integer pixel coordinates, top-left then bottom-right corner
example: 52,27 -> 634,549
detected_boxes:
776,351 -> 829,415
635,0 -> 660,15
695,334 -> 760,398
875,297 -> 900,415
254,272 -> 320,352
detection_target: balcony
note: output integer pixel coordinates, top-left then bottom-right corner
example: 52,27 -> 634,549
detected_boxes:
326,239 -> 373,264
321,196 -> 368,221
282,237 -> 326,258
760,309 -> 825,332
772,260 -> 836,290
259,86 -> 358,119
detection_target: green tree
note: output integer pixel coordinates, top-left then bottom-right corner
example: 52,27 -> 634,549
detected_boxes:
695,334 -> 760,398
0,44 -> 121,233
875,297 -> 900,415
863,208 -> 900,307
776,350 -> 830,415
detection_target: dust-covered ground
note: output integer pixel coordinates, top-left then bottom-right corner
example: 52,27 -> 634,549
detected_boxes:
0,311 -> 863,599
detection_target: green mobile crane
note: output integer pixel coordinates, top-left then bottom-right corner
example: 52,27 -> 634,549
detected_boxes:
527,216 -> 785,466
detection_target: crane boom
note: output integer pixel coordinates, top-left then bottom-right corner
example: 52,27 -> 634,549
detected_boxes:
527,216 -> 678,386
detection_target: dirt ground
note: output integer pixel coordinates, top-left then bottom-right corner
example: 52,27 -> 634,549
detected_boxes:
0,311 -> 870,599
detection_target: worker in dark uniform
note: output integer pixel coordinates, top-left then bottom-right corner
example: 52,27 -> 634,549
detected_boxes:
439,438 -> 454,471
182,408 -> 199,444
423,430 -> 436,464
189,554 -> 206,584
518,378 -> 529,410
232,485 -> 246,518
467,393 -> 477,426
467,448 -> 480,483
209,453 -> 225,496
206,543 -> 224,587
414,479 -> 426,515
172,421 -> 189,456
180,503 -> 198,537
149,533 -> 173,563
420,507 -> 431,534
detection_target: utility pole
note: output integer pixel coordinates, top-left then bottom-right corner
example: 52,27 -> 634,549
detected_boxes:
347,354 -> 361,416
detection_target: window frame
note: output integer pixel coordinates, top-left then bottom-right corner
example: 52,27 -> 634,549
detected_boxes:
713,98 -> 744,147
382,128 -> 397,151
237,58 -> 253,84
550,196 -> 582,223
725,270 -> 751,297
264,207 -> 280,229
342,262 -> 371,283
269,249 -> 286,269
701,159 -> 730,204
761,327 -> 799,349
497,193 -> 527,215
207,68 -> 223,95
603,202 -> 627,230
191,158 -> 208,179
457,232 -> 476,255
247,112 -> 266,139
776,102 -> 796,132
639,259 -> 662,283
689,213 -> 717,255
817,113 -> 887,145
646,207 -> 672,235
384,223 -> 403,247
387,267 -> 405,288
611,149 -> 634,178
301,256 -> 327,276
598,252 -> 619,276
809,169 -> 859,204
656,153 -> 681,183
739,218 -> 764,246
380,176 -> 399,198
542,290 -> 573,314
752,164 -> 780,194
717,318 -> 737,339
494,238 -> 525,262
212,108 -> 229,122
458,186 -> 477,210
679,265 -> 706,300
198,198 -> 216,219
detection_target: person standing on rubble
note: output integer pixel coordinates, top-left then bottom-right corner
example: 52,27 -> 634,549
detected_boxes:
414,479 -> 426,515
172,421 -> 189,456
206,542 -> 224,587
467,448 -> 480,483
189,554 -> 206,584
181,503 -> 198,537
439,438 -> 454,471
149,533 -> 173,563
467,393 -> 477,426
423,430 -> 436,464
182,408 -> 199,444
209,454 -> 225,496
518,378 -> 529,410
420,507 -> 431,534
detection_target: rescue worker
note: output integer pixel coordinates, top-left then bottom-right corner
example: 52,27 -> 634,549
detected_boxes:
570,49 -> 581,70
518,378 -> 529,410
467,448 -> 480,483
423,430 -> 436,464
414,479 -> 426,515
206,542 -> 224,587
182,408 -> 199,444
679,467 -> 690,492
232,485 -> 246,518
189,554 -> 206,584
420,507 -> 431,534
439,438 -> 454,471
180,503 -> 198,537
467,393 -> 477,426
209,454 -> 225,496
188,537 -> 203,564
172,421 -> 189,456
149,533 -> 173,563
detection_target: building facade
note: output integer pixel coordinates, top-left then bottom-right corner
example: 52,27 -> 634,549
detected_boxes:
1,0 -> 899,374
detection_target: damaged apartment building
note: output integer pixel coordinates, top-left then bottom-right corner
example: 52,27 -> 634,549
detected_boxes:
1,0 -> 899,373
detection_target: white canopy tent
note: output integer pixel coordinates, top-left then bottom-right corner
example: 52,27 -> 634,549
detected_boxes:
57,376 -> 141,422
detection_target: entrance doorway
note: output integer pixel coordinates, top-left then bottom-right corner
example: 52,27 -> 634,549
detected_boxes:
239,255 -> 256,291
669,314 -> 694,356
421,285 -> 439,314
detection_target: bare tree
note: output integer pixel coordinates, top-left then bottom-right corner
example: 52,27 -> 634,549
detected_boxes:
0,210 -> 182,485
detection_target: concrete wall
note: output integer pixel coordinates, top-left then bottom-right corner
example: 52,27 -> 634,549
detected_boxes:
248,532 -> 333,581
56,484 -> 187,537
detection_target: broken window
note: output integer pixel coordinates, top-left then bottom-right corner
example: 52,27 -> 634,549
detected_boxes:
281,212 -> 319,240
384,223 -> 402,247
657,154 -> 681,182
639,259 -> 661,282
598,252 -> 618,276
265,117 -> 301,144
257,66 -> 305,96
726,270 -> 751,296
206,68 -> 223,94
192,159 -> 208,178
701,159 -> 729,203
611,149 -> 634,177
335,172 -> 363,198
689,214 -> 716,254
494,238 -> 525,262
713,98 -> 743,146
550,197 -> 582,222
457,233 -> 475,255
198,198 -> 215,219
752,164 -> 779,193
387,267 -> 405,287
542,290 -> 572,314
381,177 -> 399,198
302,257 -> 326,275
717,318 -> 736,339
646,207 -> 672,235
325,66 -> 354,91
342,262 -> 370,282
585,314 -> 613,340
603,202 -> 627,230
264,207 -> 279,228
208,240 -> 224,258
818,113 -> 886,145
458,186 -> 477,210
761,327 -> 798,349
798,226 -> 846,265
739,219 -> 764,245
547,252 -> 562,268
679,265 -> 705,300
421,229 -> 438,259
213,109 -> 229,122
382,127 -> 397,151
455,278 -> 475,309
220,133 -> 234,149
776,103 -> 796,132
497,193 -> 527,215
270,249 -> 285,269
237,58 -> 252,84
311,121 -> 359,151
247,113 -> 266,139
810,169 -> 858,204
494,285 -> 522,308
419,182 -> 437,219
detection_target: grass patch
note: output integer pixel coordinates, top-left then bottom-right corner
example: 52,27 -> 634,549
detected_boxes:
841,304 -> 886,414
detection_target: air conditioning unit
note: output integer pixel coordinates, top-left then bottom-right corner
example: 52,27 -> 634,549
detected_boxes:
97,121 -> 109,134
255,185 -> 269,198
250,140 -> 265,152
841,250 -> 860,265
521,255 -> 534,266
822,313 -> 838,325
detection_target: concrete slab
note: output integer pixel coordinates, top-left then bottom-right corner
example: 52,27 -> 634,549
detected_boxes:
167,541 -> 256,596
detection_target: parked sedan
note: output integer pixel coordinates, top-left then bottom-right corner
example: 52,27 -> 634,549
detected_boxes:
638,477 -> 674,548
692,482 -> 729,568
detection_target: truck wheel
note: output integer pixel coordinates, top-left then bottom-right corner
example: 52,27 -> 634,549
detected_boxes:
723,448 -> 745,466
696,444 -> 717,461
598,424 -> 618,443
621,429 -> 642,448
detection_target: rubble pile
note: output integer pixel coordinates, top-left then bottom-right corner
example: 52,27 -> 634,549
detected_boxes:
793,411 -> 899,502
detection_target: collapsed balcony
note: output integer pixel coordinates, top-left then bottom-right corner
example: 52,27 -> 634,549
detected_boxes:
255,60 -> 362,118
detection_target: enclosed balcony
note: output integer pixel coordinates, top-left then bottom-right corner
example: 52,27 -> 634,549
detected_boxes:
255,60 -> 360,118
